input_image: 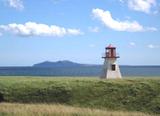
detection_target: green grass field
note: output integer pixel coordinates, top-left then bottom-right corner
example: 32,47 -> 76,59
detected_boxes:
0,76 -> 159,115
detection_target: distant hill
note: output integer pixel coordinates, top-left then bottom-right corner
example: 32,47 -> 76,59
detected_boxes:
33,60 -> 99,68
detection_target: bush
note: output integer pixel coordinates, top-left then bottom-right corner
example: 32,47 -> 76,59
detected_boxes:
0,92 -> 4,102
2,83 -> 72,103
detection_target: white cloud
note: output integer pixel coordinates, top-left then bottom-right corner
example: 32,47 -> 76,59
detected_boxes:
0,33 -> 2,37
148,44 -> 160,48
119,0 -> 124,3
88,26 -> 99,33
129,42 -> 136,46
153,10 -> 159,14
6,0 -> 24,10
67,29 -> 83,35
120,0 -> 157,13
146,27 -> 158,31
89,44 -> 96,48
0,22 -> 82,37
128,0 -> 156,13
51,0 -> 66,4
92,8 -> 157,32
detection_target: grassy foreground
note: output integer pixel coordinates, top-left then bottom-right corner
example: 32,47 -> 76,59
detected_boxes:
0,103 -> 153,116
0,76 -> 160,114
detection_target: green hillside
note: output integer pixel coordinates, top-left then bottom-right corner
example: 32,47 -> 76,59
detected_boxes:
0,77 -> 159,114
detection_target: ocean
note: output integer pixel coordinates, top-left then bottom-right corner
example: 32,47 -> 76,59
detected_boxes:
0,66 -> 160,77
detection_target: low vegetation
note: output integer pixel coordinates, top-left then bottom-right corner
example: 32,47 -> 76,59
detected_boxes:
0,103 -> 154,116
0,76 -> 159,115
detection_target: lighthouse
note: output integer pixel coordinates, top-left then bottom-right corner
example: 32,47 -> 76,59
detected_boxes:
101,44 -> 122,79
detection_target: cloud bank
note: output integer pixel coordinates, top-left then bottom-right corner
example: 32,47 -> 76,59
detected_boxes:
0,22 -> 82,37
6,0 -> 24,10
92,8 -> 157,32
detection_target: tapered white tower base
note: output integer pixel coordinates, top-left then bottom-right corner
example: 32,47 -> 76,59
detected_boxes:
101,58 -> 122,79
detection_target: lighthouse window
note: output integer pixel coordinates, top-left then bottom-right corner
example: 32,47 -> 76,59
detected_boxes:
111,64 -> 116,71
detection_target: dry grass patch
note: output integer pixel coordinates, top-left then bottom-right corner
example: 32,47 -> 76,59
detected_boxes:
0,103 -> 154,116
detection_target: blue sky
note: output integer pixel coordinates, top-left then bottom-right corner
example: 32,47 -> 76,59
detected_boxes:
0,0 -> 160,66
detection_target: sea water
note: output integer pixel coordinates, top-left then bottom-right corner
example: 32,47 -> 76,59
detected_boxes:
0,66 -> 160,77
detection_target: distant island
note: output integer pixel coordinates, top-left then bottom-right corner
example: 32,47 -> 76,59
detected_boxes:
33,60 -> 100,68
33,60 -> 160,68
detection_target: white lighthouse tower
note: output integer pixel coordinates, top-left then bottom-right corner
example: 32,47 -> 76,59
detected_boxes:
101,44 -> 122,79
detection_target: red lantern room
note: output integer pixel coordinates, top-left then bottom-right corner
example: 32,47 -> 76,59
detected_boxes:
102,44 -> 119,58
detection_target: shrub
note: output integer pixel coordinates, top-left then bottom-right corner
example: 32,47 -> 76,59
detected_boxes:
0,92 -> 4,102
